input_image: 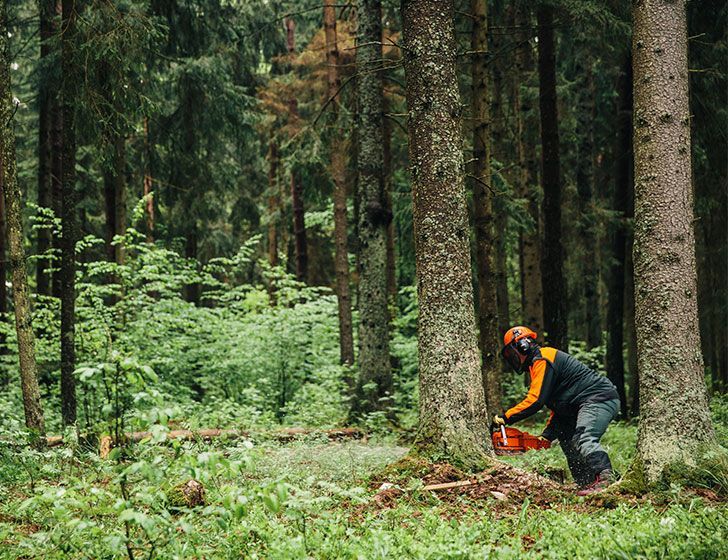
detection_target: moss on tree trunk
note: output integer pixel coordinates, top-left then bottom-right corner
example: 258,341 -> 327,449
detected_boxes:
402,0 -> 492,468
0,3 -> 45,437
631,0 -> 715,483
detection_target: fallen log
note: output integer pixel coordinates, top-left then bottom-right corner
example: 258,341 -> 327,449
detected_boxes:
39,426 -> 366,458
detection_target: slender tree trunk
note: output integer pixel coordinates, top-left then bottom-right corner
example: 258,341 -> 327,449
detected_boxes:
354,0 -> 392,410
575,57 -> 600,349
60,0 -> 78,426
0,6 -> 45,435
142,117 -> 154,242
184,226 -> 200,304
606,57 -> 632,419
285,17 -> 308,283
631,0 -> 714,482
489,6 -> 513,346
402,0 -> 492,467
537,6 -> 567,349
37,0 -> 55,296
383,95 -> 397,305
267,142 -> 279,267
470,0 -> 501,412
112,137 -> 126,264
50,54 -> 63,298
514,4 -> 543,337
324,3 -> 355,366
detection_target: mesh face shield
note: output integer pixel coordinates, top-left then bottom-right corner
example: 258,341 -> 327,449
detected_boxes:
501,342 -> 524,373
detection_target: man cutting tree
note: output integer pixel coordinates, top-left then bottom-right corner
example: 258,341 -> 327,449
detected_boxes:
494,326 -> 620,495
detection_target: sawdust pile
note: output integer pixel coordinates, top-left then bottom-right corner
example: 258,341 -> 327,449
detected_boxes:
367,455 -> 568,513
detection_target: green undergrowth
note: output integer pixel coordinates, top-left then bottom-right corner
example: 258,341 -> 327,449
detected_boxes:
1,434 -> 726,559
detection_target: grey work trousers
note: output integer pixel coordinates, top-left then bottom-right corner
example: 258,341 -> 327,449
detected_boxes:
550,398 -> 619,486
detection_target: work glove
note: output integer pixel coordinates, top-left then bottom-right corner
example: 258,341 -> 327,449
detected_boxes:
493,414 -> 506,426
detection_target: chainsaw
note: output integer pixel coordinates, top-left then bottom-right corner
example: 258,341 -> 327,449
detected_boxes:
491,425 -> 552,455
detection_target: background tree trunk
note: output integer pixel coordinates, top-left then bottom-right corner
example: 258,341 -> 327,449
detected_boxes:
143,117 -> 154,242
575,57 -> 600,349
470,0 -> 501,412
267,142 -> 279,267
537,6 -> 568,349
354,0 -> 391,409
606,56 -> 632,419
285,17 -> 308,283
402,0 -> 492,467
632,0 -> 714,482
324,3 -> 355,366
514,4 -> 543,338
60,0 -> 78,426
36,0 -> 56,296
0,5 -> 45,435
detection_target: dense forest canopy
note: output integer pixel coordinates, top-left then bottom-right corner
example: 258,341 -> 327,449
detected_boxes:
0,0 -> 725,557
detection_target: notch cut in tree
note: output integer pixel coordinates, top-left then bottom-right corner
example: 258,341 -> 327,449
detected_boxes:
402,0 -> 493,468
630,0 -> 715,484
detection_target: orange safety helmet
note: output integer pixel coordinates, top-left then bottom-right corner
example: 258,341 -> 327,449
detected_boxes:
501,326 -> 538,373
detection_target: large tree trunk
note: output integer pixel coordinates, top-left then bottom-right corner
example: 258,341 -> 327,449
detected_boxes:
536,6 -> 567,349
631,0 -> 714,482
514,4 -> 543,337
60,0 -> 78,426
353,0 -> 391,408
324,4 -> 355,366
606,56 -> 632,419
285,17 -> 308,283
0,6 -> 45,435
36,0 -> 56,296
470,0 -> 501,412
575,57 -> 600,349
402,0 -> 492,467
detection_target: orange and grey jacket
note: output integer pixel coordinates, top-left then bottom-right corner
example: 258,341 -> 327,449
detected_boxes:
503,347 -> 619,426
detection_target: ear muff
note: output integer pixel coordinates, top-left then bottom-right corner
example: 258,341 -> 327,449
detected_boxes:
515,337 -> 531,354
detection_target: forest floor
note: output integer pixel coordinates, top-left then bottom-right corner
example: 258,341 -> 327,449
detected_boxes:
1,421 -> 727,559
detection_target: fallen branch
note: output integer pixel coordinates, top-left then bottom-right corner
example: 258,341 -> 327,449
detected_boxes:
421,480 -> 476,491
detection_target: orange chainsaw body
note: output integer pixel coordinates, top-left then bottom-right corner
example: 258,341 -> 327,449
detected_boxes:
492,427 -> 551,455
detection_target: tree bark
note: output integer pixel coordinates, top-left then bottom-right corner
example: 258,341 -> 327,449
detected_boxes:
285,17 -> 308,283
324,3 -> 355,366
514,4 -> 543,338
0,5 -> 45,435
537,6 -> 567,349
353,0 -> 391,407
470,0 -> 501,412
632,0 -> 714,482
383,95 -> 397,305
60,0 -> 78,426
402,0 -> 492,467
606,56 -> 632,419
36,0 -> 56,296
575,57 -> 600,349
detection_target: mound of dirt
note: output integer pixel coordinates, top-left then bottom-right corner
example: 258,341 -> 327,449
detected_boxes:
366,454 -> 569,515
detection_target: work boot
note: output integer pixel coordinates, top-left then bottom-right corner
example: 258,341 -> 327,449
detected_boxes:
576,469 -> 614,496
